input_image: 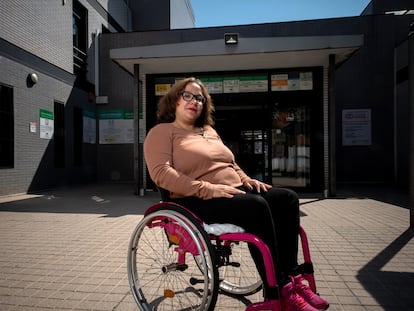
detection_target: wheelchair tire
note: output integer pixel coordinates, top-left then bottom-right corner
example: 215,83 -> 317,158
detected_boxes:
127,204 -> 219,311
217,240 -> 263,296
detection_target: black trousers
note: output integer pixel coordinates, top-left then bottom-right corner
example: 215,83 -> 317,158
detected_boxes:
172,187 -> 300,296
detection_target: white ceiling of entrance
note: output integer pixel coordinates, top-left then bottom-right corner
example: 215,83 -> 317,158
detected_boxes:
110,35 -> 363,75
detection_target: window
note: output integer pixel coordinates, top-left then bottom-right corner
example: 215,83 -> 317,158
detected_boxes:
0,84 -> 14,168
73,0 -> 88,76
54,101 -> 65,167
396,66 -> 408,84
102,24 -> 110,34
73,107 -> 83,166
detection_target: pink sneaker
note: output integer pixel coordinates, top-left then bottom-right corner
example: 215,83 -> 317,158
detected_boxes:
294,275 -> 329,310
281,277 -> 318,311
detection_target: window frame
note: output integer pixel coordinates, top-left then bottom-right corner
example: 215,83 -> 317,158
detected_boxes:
0,83 -> 14,169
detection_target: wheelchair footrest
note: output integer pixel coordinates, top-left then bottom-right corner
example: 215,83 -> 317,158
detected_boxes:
294,262 -> 314,275
246,299 -> 282,311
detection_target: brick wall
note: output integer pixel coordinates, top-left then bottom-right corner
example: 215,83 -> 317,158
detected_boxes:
0,0 -> 73,73
0,0 -> 131,196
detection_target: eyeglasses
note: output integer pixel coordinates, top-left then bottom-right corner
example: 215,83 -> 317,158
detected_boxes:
181,91 -> 206,105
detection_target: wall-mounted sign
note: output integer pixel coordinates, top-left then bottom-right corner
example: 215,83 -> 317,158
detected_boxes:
299,72 -> 313,90
156,71 -> 311,96
271,74 -> 289,91
239,76 -> 268,92
99,109 -> 134,144
223,77 -> 240,93
271,72 -> 313,91
29,122 -> 37,133
83,108 -> 96,144
155,84 -> 172,96
342,109 -> 372,146
201,77 -> 223,94
39,109 -> 54,139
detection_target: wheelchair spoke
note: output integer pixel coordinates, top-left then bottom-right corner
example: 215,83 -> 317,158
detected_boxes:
127,206 -> 219,310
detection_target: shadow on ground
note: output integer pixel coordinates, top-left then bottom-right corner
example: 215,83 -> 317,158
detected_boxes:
0,183 -> 159,217
357,229 -> 414,310
336,183 -> 410,209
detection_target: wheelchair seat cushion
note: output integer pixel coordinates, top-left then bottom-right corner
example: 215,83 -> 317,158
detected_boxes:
203,223 -> 245,235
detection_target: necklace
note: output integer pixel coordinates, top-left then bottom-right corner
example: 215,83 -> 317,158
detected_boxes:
199,127 -> 204,137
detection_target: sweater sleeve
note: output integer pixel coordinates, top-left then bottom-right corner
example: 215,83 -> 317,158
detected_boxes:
233,162 -> 250,183
143,124 -> 216,199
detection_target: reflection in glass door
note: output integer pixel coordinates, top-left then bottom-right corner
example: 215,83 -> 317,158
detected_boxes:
238,130 -> 268,181
271,105 -> 310,187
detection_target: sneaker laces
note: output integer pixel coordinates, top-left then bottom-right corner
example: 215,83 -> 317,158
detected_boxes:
282,276 -> 318,311
294,275 -> 329,310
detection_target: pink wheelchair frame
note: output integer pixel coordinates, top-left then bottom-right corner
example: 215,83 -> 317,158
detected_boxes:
139,199 -> 318,311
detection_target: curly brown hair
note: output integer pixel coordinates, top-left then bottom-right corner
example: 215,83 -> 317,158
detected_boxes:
156,77 -> 215,127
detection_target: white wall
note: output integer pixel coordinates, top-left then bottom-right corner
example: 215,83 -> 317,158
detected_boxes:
170,0 -> 195,29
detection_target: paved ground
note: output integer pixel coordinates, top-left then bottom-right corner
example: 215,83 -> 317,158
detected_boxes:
0,183 -> 413,311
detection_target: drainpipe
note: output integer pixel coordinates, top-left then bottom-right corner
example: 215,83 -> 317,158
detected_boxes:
94,29 -> 100,97
409,22 -> 414,228
134,64 -> 144,196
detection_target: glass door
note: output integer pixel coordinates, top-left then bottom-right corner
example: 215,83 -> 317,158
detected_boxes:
238,129 -> 268,181
271,105 -> 310,187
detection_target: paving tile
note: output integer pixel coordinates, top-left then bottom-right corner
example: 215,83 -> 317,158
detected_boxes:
0,183 -> 412,310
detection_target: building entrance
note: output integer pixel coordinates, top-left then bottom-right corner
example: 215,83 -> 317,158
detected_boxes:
270,103 -> 310,187
146,68 -> 324,192
213,96 -> 313,189
214,102 -> 269,183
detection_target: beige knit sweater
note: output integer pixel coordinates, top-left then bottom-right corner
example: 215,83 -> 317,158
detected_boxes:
144,123 -> 249,199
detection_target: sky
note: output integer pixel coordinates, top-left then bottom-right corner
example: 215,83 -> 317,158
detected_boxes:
189,0 -> 372,28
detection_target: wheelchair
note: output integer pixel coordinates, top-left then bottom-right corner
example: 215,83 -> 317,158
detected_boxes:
127,190 -> 318,310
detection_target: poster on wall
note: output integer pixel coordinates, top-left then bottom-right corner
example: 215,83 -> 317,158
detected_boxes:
342,109 -> 372,146
271,74 -> 289,91
201,75 -> 268,94
99,109 -> 134,144
223,77 -> 240,93
300,72 -> 313,90
271,72 -> 313,91
83,108 -> 96,144
39,109 -> 54,139
155,83 -> 172,96
239,76 -> 268,92
201,77 -> 223,94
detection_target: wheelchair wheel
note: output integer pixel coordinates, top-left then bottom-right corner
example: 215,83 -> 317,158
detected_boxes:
217,240 -> 263,296
127,204 -> 219,311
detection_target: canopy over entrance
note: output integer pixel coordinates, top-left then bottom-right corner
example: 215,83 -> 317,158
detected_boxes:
110,34 -> 363,196
110,35 -> 363,74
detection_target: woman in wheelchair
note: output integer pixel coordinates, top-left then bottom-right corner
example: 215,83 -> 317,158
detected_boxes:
143,77 -> 328,311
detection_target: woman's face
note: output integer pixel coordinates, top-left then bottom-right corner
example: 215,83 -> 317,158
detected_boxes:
175,82 -> 204,125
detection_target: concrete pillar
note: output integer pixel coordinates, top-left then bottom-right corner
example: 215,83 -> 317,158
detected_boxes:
409,23 -> 414,228
328,54 -> 336,197
134,64 -> 144,196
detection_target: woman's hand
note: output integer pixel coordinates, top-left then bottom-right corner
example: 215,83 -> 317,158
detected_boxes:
212,184 -> 246,198
243,178 -> 272,193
